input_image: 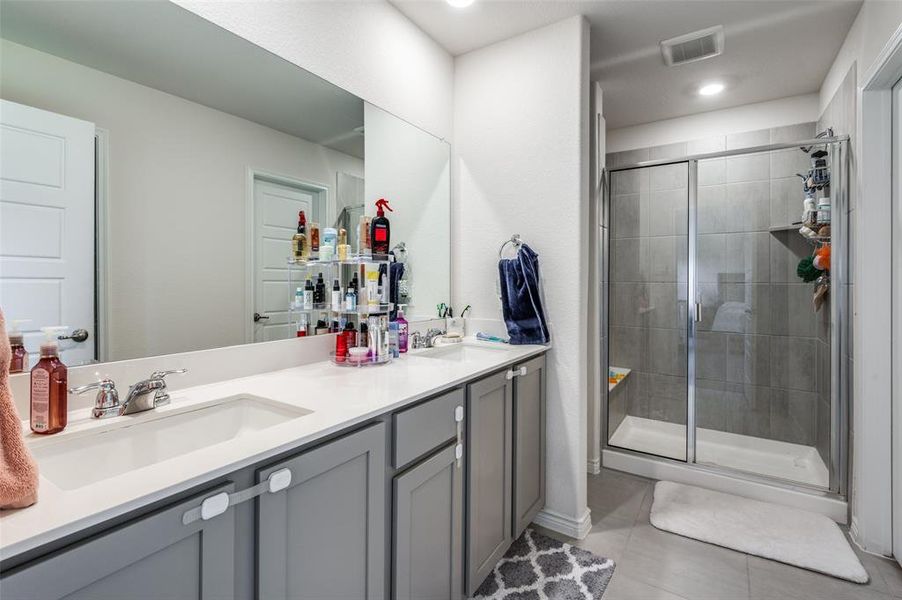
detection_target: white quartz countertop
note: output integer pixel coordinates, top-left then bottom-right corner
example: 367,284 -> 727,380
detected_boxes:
0,339 -> 546,562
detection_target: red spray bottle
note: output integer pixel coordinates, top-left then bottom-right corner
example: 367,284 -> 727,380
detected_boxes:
370,198 -> 393,256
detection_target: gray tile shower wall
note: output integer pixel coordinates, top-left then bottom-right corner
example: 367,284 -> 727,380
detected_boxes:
607,121 -> 837,453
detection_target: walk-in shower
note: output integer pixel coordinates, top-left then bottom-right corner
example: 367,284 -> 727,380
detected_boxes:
601,132 -> 849,511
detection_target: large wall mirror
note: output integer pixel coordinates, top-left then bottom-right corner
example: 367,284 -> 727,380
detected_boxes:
0,0 -> 451,365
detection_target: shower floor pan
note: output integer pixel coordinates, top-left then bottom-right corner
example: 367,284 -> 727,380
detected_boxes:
609,416 -> 829,489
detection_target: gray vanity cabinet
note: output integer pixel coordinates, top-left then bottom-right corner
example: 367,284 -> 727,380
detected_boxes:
513,354 -> 546,538
256,422 -> 386,600
465,369 -> 513,596
0,483 -> 236,600
393,443 -> 463,600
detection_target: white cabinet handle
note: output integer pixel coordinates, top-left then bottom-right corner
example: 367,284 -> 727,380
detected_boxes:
182,467 -> 292,525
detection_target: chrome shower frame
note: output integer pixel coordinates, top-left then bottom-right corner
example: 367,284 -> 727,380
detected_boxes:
599,136 -> 851,502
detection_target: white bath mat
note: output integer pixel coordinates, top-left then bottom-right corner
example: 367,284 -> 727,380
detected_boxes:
650,481 -> 868,583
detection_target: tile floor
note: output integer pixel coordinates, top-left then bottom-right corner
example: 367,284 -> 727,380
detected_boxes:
534,469 -> 902,600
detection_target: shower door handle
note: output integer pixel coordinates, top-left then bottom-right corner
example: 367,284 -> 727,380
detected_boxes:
694,303 -> 702,323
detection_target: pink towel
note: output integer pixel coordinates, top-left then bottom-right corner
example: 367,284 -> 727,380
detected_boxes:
0,308 -> 39,509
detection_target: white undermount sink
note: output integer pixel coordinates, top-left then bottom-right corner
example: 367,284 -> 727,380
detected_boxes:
29,395 -> 311,491
415,343 -> 509,361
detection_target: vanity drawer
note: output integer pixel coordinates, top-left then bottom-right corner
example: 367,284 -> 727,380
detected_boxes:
393,388 -> 464,468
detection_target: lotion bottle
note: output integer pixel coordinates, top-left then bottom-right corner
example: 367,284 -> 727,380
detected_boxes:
30,326 -> 68,434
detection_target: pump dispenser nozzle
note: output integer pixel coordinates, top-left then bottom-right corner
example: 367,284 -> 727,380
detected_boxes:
374,198 -> 393,216
39,326 -> 67,356
9,319 -> 31,342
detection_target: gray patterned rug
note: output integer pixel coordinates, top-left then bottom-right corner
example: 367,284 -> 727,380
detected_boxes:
473,528 -> 615,599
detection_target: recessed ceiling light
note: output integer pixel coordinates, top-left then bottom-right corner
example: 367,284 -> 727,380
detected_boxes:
699,82 -> 725,96
447,0 -> 474,7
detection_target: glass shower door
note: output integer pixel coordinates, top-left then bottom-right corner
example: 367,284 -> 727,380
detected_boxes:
607,162 -> 689,461
691,142 -> 840,491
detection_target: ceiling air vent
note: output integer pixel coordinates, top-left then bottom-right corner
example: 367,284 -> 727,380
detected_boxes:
660,25 -> 724,66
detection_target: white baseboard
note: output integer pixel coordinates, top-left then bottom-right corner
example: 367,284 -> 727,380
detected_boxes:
533,507 -> 592,540
587,457 -> 601,475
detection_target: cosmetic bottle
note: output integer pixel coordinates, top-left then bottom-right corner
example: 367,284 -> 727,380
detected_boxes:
294,287 -> 304,309
314,319 -> 329,335
323,228 -> 338,253
314,273 -> 326,306
359,322 -> 369,353
334,331 -> 347,363
345,287 -> 357,311
388,322 -> 400,358
366,269 -> 380,308
291,210 -> 308,262
30,326 -> 68,435
396,310 -> 409,353
8,319 -> 30,374
378,316 -> 390,357
303,277 -> 314,310
332,280 -> 342,312
370,199 -> 393,256
310,222 -> 320,258
296,314 -> 308,337
358,216 -> 372,257
337,228 -> 349,261
367,316 -> 380,358
343,322 -> 358,349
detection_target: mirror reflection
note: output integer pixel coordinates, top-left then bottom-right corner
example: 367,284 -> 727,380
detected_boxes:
0,0 -> 450,365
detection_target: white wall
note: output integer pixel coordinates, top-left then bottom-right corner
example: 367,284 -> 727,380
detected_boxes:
819,0 -> 902,556
0,39 -> 363,360
607,93 -> 819,153
454,16 -> 592,537
820,0 -> 902,109
364,103 -> 451,320
173,0 -> 454,142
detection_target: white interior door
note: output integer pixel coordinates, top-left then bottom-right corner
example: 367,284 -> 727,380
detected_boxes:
253,178 -> 318,342
0,100 -> 95,366
892,76 -> 902,568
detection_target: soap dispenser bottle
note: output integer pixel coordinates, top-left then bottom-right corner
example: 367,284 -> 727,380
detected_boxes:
30,326 -> 68,434
370,199 -> 393,256
9,319 -> 30,373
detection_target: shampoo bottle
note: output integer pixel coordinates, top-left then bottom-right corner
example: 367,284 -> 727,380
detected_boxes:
30,326 -> 68,434
9,319 -> 30,374
370,199 -> 393,256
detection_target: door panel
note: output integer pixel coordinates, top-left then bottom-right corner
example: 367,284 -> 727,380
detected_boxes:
256,423 -> 386,600
606,163 -> 689,461
0,483 -> 236,600
0,99 -> 96,365
513,355 -> 546,537
394,443 -> 462,600
466,370 -> 512,595
252,177 -> 329,342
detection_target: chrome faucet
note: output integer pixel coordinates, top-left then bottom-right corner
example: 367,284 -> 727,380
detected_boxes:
70,378 -> 121,419
120,369 -> 187,415
411,328 -> 446,349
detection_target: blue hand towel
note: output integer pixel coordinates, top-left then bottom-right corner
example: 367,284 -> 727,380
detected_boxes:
499,244 -> 550,345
